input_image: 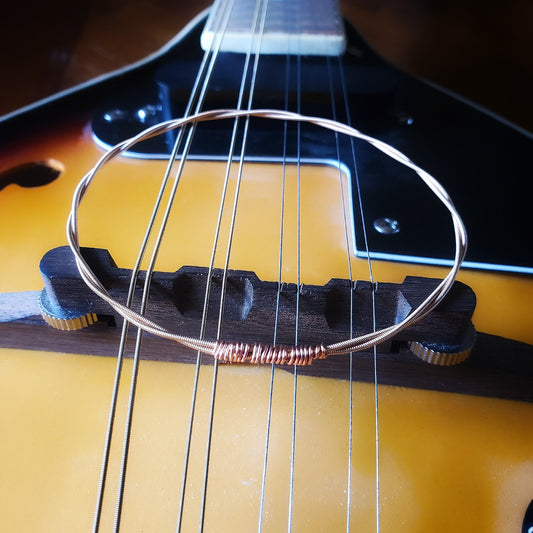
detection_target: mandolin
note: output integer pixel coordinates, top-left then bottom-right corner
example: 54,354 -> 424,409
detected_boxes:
1,1 -> 532,531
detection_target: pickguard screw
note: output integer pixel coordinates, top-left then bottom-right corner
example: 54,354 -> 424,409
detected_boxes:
397,112 -> 414,126
136,104 -> 160,123
103,109 -> 128,122
373,217 -> 400,235
347,45 -> 363,57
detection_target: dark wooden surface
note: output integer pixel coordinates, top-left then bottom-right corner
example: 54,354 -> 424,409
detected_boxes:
1,0 -> 532,131
37,246 -> 477,351
2,245 -> 532,401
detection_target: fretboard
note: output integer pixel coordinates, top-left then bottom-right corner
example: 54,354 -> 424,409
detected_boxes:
200,0 -> 346,56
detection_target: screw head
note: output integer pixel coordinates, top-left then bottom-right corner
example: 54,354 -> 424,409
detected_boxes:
347,45 -> 363,57
397,112 -> 414,126
103,109 -> 128,122
136,104 -> 160,123
373,217 -> 400,235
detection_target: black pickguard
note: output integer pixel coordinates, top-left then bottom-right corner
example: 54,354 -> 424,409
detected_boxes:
1,14 -> 531,273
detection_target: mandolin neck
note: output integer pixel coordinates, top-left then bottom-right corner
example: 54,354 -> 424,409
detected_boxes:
200,0 -> 346,56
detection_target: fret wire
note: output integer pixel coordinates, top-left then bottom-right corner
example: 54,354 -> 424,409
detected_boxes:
337,55 -> 381,532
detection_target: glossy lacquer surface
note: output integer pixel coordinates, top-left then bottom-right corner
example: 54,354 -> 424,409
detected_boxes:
1,2 -> 532,532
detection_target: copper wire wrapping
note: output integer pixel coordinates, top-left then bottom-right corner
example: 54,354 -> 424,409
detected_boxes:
213,342 -> 327,365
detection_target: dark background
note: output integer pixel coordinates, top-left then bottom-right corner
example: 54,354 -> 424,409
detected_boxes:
1,0 -> 531,132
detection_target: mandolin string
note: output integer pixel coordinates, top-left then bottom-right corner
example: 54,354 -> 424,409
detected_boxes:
61,58 -> 466,527
261,4 -> 296,531
171,2 -> 270,529
286,48 -> 304,533
257,46 -> 291,533
336,54 -> 381,531
246,4 -> 294,532
193,0 -> 271,529
118,3 -> 252,528
138,0 -> 255,529
301,33 -> 358,532
170,0 -> 257,528
90,2 -> 382,531
325,54 -> 356,532
89,1 -> 238,531
93,32 -> 213,533
171,0 -> 270,527
114,14 -> 241,533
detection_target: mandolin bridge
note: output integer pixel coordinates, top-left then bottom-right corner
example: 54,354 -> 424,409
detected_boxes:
1,246 -> 532,401
37,246 -> 476,354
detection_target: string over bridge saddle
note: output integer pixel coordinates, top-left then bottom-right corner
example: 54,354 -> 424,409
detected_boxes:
1,246 -> 533,401
38,246 -> 476,362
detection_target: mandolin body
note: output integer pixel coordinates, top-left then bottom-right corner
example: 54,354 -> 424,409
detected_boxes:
1,8 -> 532,532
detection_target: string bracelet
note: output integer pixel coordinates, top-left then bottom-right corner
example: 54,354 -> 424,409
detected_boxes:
66,108 -> 467,362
